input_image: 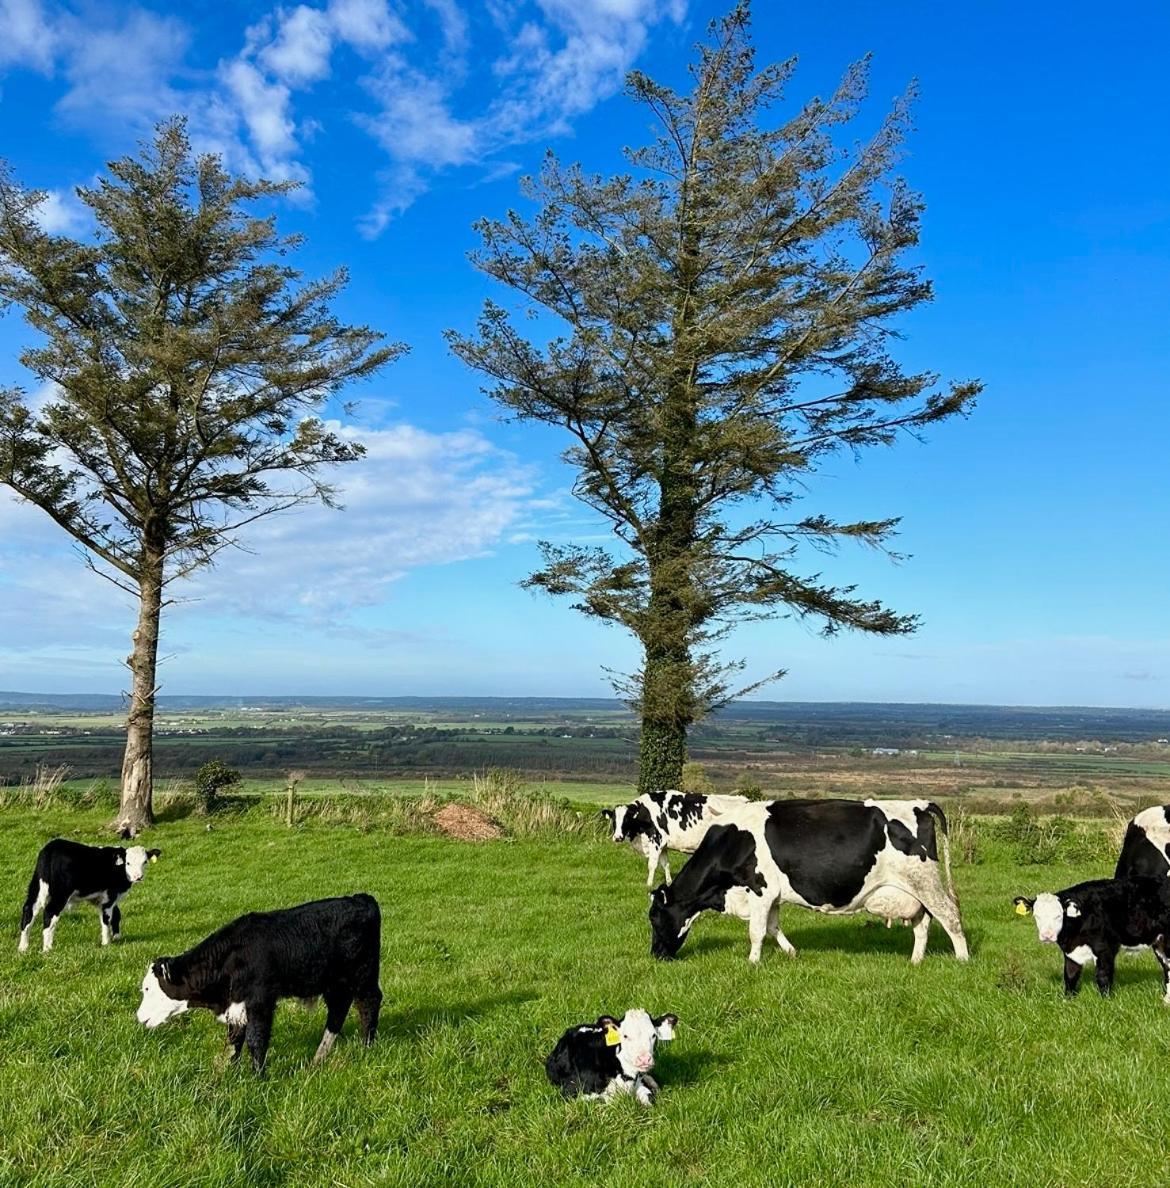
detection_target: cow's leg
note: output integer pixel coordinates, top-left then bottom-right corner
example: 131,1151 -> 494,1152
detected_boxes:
355,986 -> 382,1047
41,891 -> 70,952
226,1024 -> 246,1063
99,905 -> 113,946
909,909 -> 932,965
314,990 -> 353,1064
109,904 -> 122,941
1064,954 -> 1084,996
1154,937 -> 1170,1005
1094,947 -> 1117,997
911,886 -> 968,962
659,851 -> 672,886
766,904 -> 797,956
245,1000 -> 275,1074
747,899 -> 773,964
18,878 -> 48,953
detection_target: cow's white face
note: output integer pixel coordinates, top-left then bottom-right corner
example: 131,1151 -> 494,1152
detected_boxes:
616,1008 -> 676,1076
137,965 -> 189,1028
125,847 -> 150,882
610,805 -> 628,842
1032,893 -> 1064,943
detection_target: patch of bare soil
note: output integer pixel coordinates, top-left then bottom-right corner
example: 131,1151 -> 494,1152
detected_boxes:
433,802 -> 504,841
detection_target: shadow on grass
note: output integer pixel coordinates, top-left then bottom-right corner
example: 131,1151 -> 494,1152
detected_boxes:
658,1046 -> 731,1088
380,988 -> 539,1036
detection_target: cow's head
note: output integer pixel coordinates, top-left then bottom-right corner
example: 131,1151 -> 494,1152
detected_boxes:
1015,892 -> 1074,944
648,884 -> 697,960
124,846 -> 161,883
606,801 -> 660,846
613,1008 -> 678,1076
136,959 -> 189,1028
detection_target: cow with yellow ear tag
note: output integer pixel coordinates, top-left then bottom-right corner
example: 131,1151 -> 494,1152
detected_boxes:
545,1009 -> 679,1105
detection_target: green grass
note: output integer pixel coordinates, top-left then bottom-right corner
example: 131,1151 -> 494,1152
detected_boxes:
1,807 -> 1166,1186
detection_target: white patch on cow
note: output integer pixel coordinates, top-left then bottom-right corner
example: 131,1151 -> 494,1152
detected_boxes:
137,967 -> 189,1028
723,888 -> 756,920
611,805 -> 627,843
313,1029 -> 339,1064
217,1002 -> 248,1026
680,912 -> 700,935
616,1009 -> 660,1077
1065,902 -> 1081,918
18,879 -> 49,953
101,921 -> 111,946
125,847 -> 150,882
43,913 -> 61,951
1032,893 -> 1064,943
1067,944 -> 1095,966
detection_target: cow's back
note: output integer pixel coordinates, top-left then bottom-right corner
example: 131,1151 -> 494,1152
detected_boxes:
1116,807 -> 1170,881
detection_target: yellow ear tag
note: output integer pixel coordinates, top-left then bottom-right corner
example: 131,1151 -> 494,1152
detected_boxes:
1015,902 -> 1029,916
604,1025 -> 620,1047
150,856 -> 158,863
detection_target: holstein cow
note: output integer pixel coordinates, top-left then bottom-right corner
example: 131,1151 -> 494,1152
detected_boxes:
648,798 -> 968,965
545,1009 -> 678,1106
1014,876 -> 1170,1000
602,791 -> 750,887
1115,806 -> 1170,880
18,838 -> 160,953
137,894 -> 382,1073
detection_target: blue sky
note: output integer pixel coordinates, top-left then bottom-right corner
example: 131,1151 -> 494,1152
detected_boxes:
0,0 -> 1166,706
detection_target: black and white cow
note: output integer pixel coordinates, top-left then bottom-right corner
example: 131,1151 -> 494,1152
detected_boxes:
18,838 -> 161,953
1115,806 -> 1170,881
545,1010 -> 678,1106
602,791 -> 749,887
648,798 -> 968,965
1014,876 -> 1170,1000
136,893 -> 383,1073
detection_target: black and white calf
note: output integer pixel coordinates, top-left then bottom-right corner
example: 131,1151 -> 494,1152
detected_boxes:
1115,806 -> 1170,881
1014,876 -> 1170,1000
602,791 -> 749,887
137,894 -> 382,1073
18,838 -> 160,953
545,1010 -> 678,1106
648,798 -> 968,965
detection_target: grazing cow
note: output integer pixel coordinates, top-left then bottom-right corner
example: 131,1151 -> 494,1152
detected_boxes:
545,1009 -> 678,1106
1115,806 -> 1170,881
1014,876 -> 1170,1000
18,839 -> 161,953
648,798 -> 968,965
602,791 -> 750,887
136,894 -> 382,1073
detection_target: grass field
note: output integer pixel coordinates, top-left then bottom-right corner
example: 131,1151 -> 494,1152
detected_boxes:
1,805 -> 1167,1187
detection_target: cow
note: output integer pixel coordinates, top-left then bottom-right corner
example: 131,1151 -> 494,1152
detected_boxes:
602,791 -> 750,887
545,1009 -> 678,1106
648,798 -> 968,965
1115,806 -> 1170,881
18,838 -> 161,953
136,893 -> 382,1073
1014,876 -> 1170,1000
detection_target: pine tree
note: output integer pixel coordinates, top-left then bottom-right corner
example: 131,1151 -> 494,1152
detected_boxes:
449,4 -> 980,793
0,121 -> 404,833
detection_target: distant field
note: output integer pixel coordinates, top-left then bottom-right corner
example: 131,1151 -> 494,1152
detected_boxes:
2,804 -> 1168,1187
3,698 -> 1169,816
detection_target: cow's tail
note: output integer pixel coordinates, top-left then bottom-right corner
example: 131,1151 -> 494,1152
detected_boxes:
925,802 -> 958,906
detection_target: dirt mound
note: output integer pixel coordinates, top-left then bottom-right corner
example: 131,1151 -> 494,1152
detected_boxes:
433,802 -> 504,842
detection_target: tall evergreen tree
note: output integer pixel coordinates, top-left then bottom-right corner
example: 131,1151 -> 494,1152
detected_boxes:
449,4 -> 980,793
0,121 -> 403,833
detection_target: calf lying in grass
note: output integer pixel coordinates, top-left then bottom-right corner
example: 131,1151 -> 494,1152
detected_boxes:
1015,876 -> 1170,1000
137,893 -> 383,1073
546,1009 -> 678,1106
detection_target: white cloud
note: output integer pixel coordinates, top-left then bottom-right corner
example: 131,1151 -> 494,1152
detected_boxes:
30,188 -> 88,234
0,0 -> 58,72
218,59 -> 304,181
258,5 -> 334,85
328,0 -> 408,51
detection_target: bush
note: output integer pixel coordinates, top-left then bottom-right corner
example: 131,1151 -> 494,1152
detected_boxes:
991,802 -> 1112,866
680,761 -> 715,795
194,759 -> 242,815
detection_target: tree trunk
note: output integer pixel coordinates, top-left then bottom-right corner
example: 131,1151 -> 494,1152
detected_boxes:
117,547 -> 163,835
637,700 -> 688,793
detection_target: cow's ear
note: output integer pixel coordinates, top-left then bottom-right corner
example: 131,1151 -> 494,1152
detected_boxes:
1013,896 -> 1035,916
651,885 -> 668,904
147,849 -> 161,861
596,1015 -> 618,1029
653,1013 -> 678,1041
599,809 -> 615,823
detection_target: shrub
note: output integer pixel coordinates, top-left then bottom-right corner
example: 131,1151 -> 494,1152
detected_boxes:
194,759 -> 242,815
680,761 -> 715,795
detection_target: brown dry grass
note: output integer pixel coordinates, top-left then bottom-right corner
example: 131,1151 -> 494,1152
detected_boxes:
432,802 -> 504,842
